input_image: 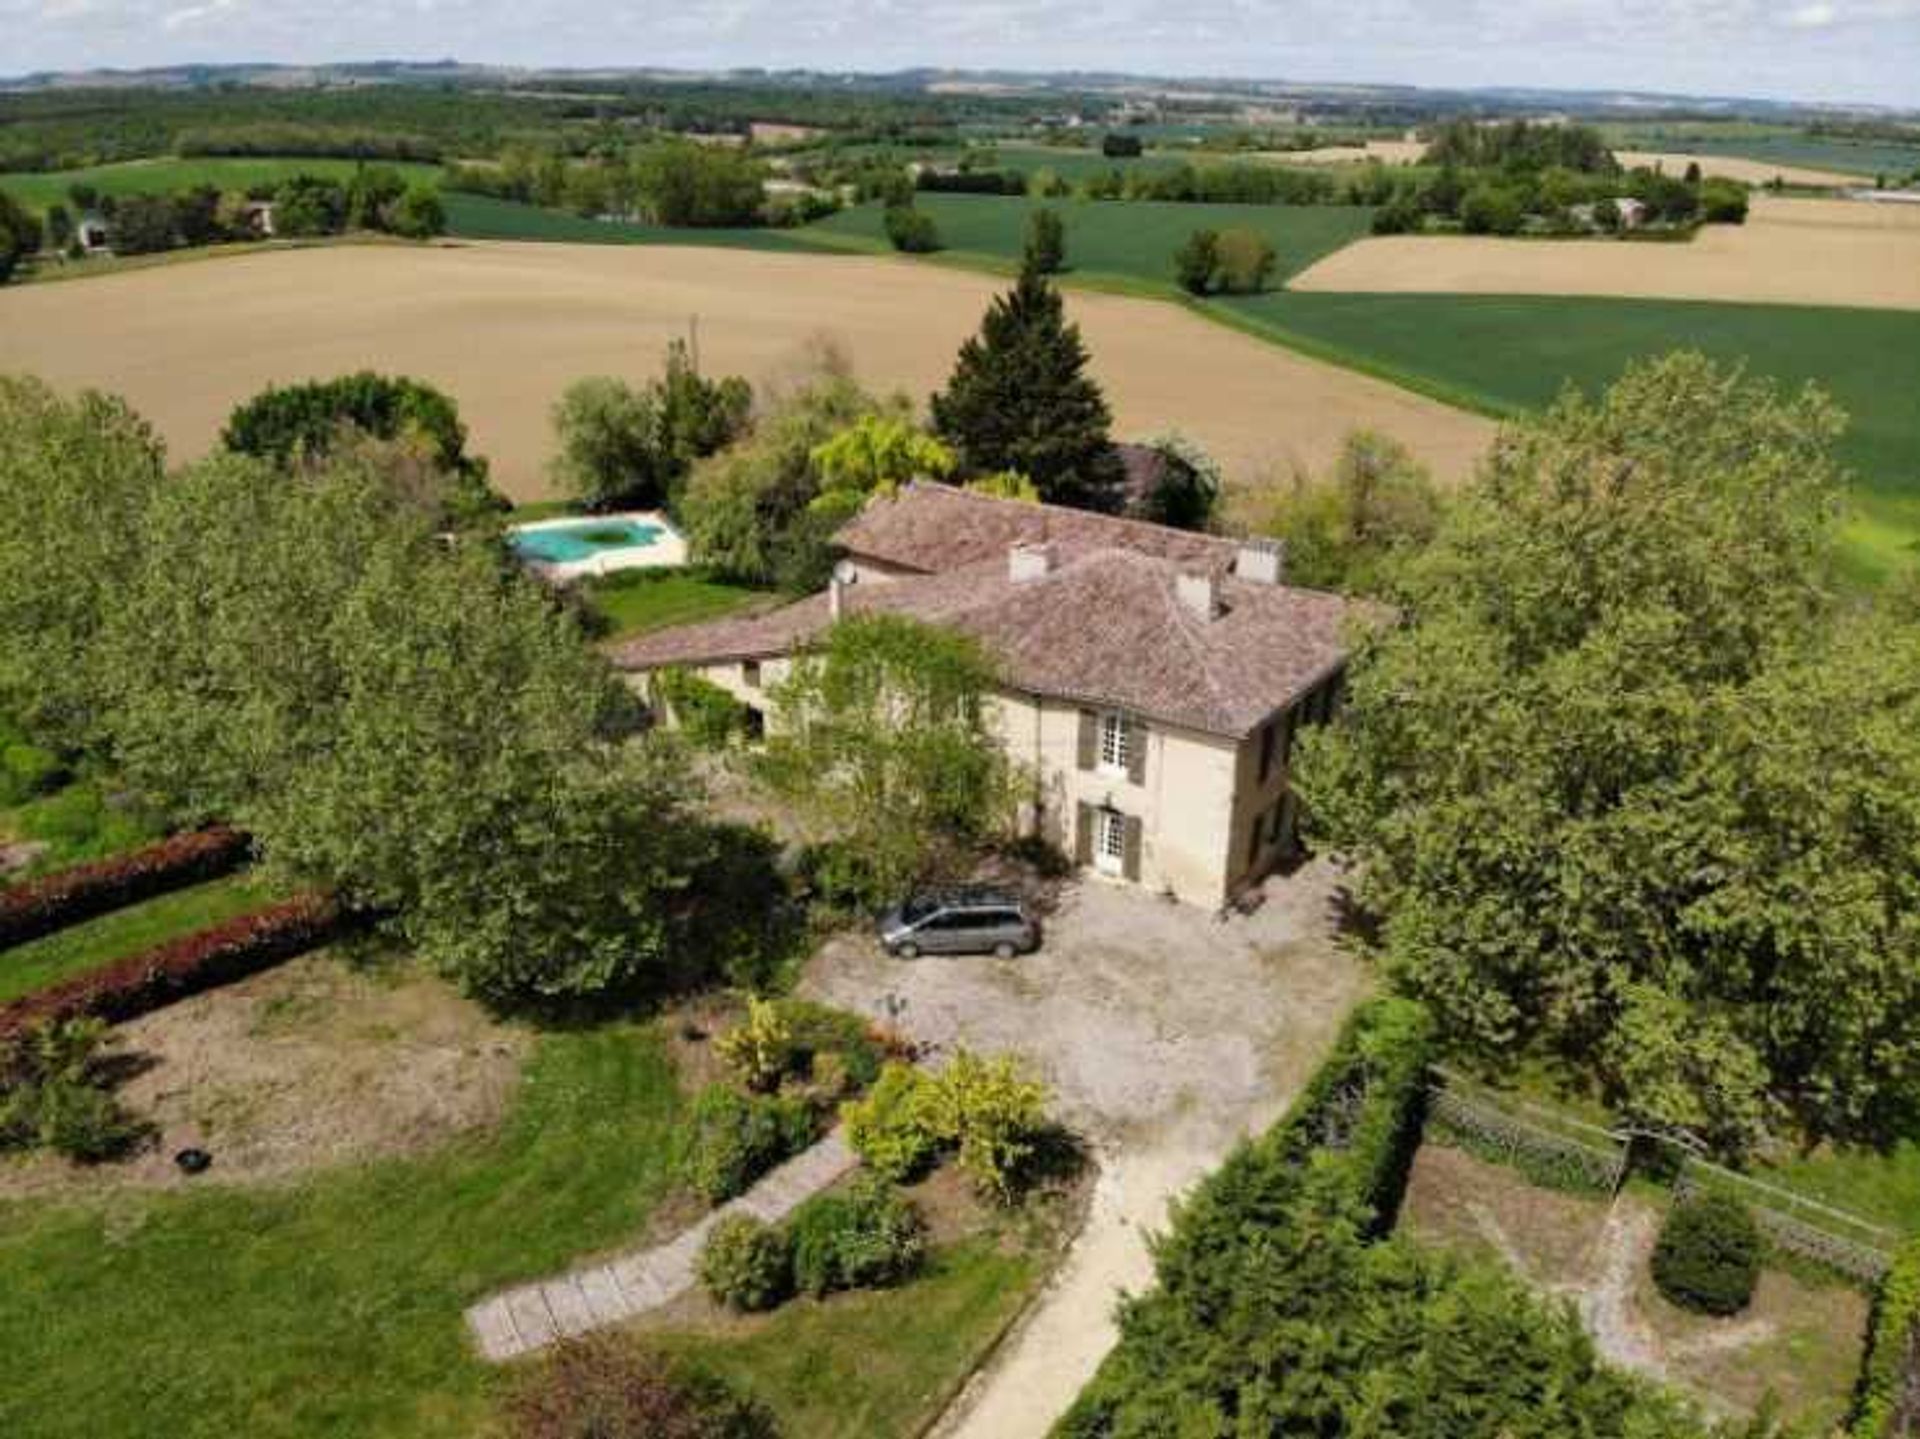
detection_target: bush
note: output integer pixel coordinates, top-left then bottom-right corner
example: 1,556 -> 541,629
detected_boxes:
502,1333 -> 775,1439
924,1048 -> 1051,1204
777,998 -> 886,1091
0,826 -> 251,949
841,1061 -> 943,1183
1854,1239 -> 1920,1438
714,996 -> 794,1093
698,1214 -> 793,1311
0,1018 -> 141,1161
0,741 -> 64,805
681,1083 -> 818,1203
1211,227 -> 1276,294
1173,228 -> 1218,295
653,668 -> 753,751
788,1176 -> 925,1297
1651,1192 -> 1763,1316
883,205 -> 941,253
0,893 -> 342,1039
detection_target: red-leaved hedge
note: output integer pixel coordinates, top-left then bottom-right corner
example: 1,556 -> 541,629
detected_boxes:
0,894 -> 344,1038
0,827 -> 251,949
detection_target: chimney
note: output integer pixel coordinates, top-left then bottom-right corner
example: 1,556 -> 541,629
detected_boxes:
1235,537 -> 1284,586
829,560 -> 855,620
1008,542 -> 1054,583
1176,571 -> 1219,620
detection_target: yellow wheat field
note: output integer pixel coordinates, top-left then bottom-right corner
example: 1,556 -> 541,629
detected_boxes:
1290,195 -> 1920,311
0,240 -> 1495,501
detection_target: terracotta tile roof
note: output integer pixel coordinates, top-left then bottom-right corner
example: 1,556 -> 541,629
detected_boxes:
614,546 -> 1367,739
832,481 -> 1239,575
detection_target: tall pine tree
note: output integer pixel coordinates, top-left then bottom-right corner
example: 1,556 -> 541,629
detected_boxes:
931,268 -> 1120,506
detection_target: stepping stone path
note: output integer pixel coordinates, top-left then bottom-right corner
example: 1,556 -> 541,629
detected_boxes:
465,1130 -> 857,1362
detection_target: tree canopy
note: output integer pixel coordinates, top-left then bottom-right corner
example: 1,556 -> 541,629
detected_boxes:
930,269 -> 1120,506
548,344 -> 749,511
1294,353 -> 1920,1152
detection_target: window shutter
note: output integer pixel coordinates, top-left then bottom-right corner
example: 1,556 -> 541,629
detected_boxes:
1122,814 -> 1143,882
1126,718 -> 1147,785
1076,709 -> 1097,771
1075,801 -> 1094,865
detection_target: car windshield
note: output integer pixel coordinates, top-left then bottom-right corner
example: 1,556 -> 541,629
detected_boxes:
900,896 -> 943,922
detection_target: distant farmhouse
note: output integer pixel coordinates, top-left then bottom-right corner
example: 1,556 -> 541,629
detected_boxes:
617,484 -> 1367,907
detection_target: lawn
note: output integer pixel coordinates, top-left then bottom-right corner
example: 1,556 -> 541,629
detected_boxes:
1760,1139 -> 1920,1237
0,156 -> 440,215
577,571 -> 770,642
654,1235 -> 1041,1438
0,777 -> 169,877
0,873 -> 274,1004
807,194 -> 1377,289
1216,291 -> 1920,582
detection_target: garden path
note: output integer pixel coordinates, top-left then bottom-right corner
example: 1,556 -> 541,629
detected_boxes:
464,1130 -> 856,1362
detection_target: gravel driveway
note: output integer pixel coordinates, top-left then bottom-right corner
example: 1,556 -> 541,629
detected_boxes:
800,859 -> 1368,1438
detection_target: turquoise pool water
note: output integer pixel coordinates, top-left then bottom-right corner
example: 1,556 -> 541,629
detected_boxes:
509,517 -> 666,564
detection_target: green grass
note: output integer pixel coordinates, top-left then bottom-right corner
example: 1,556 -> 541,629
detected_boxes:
0,778 -> 169,877
0,156 -> 439,215
654,1235 -> 1042,1438
1759,1141 -> 1920,1237
1214,291 -> 1920,582
1599,125 -> 1920,179
0,1022 -> 686,1438
0,873 -> 275,1003
440,192 -> 839,251
807,195 -> 1377,288
580,571 -> 769,642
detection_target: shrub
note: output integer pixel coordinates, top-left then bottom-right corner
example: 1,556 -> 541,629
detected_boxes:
0,1018 -> 141,1161
841,1061 -> 942,1183
714,996 -> 794,1093
652,668 -> 753,751
0,741 -> 64,805
883,205 -> 941,253
0,826 -> 251,949
924,1048 -> 1052,1204
1211,227 -> 1276,294
1173,228 -> 1218,295
0,893 -> 342,1039
502,1333 -> 775,1439
1652,1192 -> 1763,1316
1854,1239 -> 1920,1438
776,998 -> 886,1090
698,1214 -> 793,1311
788,1177 -> 925,1297
681,1083 -> 818,1203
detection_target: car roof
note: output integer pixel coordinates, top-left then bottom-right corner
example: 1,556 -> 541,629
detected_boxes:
911,886 -> 1024,910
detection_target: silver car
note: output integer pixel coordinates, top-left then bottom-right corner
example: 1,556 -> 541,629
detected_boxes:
878,888 -> 1039,959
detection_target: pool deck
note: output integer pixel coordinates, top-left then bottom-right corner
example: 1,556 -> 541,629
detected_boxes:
508,510 -> 689,583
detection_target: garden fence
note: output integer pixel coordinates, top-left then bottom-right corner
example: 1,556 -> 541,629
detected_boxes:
1674,1156 -> 1896,1285
1425,1067 -> 1630,1194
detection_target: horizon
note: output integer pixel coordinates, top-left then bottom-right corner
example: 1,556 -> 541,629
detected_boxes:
5,1 -> 1918,112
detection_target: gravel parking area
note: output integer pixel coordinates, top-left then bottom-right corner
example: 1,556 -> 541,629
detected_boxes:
800,859 -> 1368,1438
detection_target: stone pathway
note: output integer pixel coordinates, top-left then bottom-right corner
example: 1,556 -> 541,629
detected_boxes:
465,1131 -> 857,1362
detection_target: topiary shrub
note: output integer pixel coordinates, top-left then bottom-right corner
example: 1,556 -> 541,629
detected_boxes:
681,1084 -> 818,1204
788,1176 -> 925,1298
1652,1192 -> 1762,1316
502,1332 -> 775,1439
841,1061 -> 942,1183
698,1214 -> 793,1312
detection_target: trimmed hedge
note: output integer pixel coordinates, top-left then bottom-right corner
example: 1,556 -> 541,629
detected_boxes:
0,894 -> 342,1037
1651,1192 -> 1762,1316
1856,1240 -> 1920,1438
0,827 -> 250,949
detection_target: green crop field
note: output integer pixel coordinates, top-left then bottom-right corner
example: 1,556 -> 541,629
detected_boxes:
0,156 -> 440,214
439,192 -> 837,251
1219,291 -> 1920,580
806,195 -> 1377,288
1600,124 -> 1920,179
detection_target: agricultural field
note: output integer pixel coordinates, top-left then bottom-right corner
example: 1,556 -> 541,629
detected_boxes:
1291,195 -> 1920,312
0,156 -> 439,214
0,239 -> 1495,501
1613,149 -> 1859,187
1601,123 -> 1920,179
1220,290 -> 1920,579
807,194 -> 1377,287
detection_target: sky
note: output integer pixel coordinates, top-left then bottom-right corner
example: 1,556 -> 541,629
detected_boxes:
3,0 -> 1918,109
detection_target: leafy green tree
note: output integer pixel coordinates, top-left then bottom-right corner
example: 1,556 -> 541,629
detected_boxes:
1250,430 -> 1445,593
758,614 -> 1020,905
107,192 -> 179,254
1128,431 -> 1219,531
1173,227 -> 1218,294
810,414 -> 954,508
653,339 -> 752,493
42,202 -> 73,253
1294,354 -> 1920,1151
883,204 -> 940,252
632,141 -> 768,226
1023,206 -> 1065,274
964,470 -> 1039,502
386,182 -> 446,238
272,174 -> 348,235
549,377 -> 664,510
1461,183 -> 1526,234
0,375 -> 166,735
1210,226 -> 1276,293
680,352 -> 904,588
344,165 -> 407,230
0,189 -> 38,283
930,269 -> 1120,505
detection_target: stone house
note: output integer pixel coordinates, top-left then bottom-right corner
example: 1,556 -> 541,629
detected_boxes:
614,483 -> 1368,908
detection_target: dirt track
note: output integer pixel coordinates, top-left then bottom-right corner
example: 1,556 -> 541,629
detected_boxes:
1291,194 -> 1920,311
0,241 -> 1493,501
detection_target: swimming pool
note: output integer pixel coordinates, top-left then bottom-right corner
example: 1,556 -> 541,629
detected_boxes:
509,517 -> 666,564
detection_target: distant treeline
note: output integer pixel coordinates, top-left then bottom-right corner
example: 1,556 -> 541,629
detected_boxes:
914,161 -> 1352,206
442,142 -> 812,228
1420,118 -> 1619,174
